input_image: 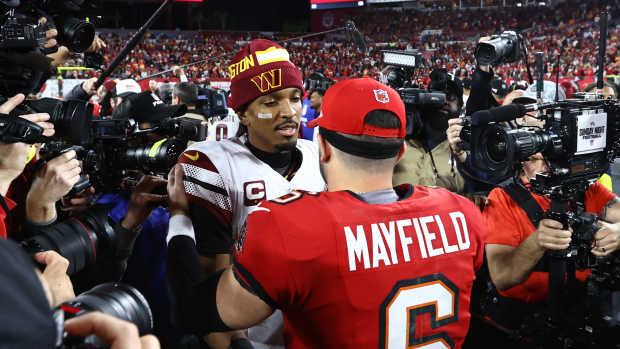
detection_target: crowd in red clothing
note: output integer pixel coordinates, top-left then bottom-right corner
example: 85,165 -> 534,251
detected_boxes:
60,0 -> 620,88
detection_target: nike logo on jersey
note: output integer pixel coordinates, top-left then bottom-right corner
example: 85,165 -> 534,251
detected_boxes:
344,211 -> 470,272
184,152 -> 199,161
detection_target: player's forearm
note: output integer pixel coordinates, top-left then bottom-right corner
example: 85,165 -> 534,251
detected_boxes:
488,233 -> 545,291
167,215 -> 236,336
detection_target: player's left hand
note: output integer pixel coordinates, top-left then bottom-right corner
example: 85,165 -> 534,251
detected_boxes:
167,164 -> 190,217
592,221 -> 620,257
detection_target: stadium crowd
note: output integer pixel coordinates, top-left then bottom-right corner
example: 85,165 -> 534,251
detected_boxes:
60,0 -> 620,88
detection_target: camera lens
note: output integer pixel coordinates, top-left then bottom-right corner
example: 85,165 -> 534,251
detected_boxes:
27,98 -> 93,145
475,43 -> 495,66
21,206 -> 115,275
487,128 -> 508,162
117,138 -> 186,173
62,282 -> 154,335
54,16 -> 95,53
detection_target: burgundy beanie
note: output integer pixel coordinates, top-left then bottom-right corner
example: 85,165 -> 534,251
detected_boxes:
227,39 -> 303,111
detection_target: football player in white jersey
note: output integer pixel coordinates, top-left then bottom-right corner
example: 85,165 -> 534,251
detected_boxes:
170,39 -> 325,349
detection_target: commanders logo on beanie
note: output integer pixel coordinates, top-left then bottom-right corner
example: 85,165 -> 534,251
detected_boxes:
227,39 -> 303,111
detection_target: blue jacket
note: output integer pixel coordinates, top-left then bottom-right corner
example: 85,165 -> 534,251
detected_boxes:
97,193 -> 179,346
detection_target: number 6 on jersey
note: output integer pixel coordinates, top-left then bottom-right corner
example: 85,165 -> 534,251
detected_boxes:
380,274 -> 459,349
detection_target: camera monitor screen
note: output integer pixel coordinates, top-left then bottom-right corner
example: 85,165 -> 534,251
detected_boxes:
310,0 -> 365,10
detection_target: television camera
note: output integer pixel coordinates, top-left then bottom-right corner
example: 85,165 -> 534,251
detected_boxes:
197,86 -> 228,119
460,94 -> 620,348
380,50 -> 448,137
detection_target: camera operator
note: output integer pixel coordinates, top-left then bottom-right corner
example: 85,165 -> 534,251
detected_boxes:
0,94 -> 54,238
481,150 -> 620,335
479,82 -> 620,339
0,237 -> 160,348
171,81 -> 205,121
168,38 -> 325,349
392,68 -> 465,193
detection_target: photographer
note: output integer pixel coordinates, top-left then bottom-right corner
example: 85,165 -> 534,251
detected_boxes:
392,68 -> 465,193
0,94 -> 54,238
482,150 -> 620,334
0,237 -> 159,348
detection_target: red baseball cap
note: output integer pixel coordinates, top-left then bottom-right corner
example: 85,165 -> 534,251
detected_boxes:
308,77 -> 406,138
309,77 -> 406,159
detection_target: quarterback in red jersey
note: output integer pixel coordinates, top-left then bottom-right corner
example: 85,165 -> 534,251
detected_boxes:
166,77 -> 486,348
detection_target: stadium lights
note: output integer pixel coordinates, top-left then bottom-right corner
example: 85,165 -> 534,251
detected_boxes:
516,2 -> 522,7
381,50 -> 424,68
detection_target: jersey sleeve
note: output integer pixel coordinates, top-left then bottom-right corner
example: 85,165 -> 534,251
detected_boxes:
585,181 -> 617,216
483,187 -> 533,247
232,204 -> 293,311
179,150 -> 234,254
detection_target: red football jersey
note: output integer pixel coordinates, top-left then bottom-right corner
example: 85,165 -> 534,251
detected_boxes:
233,185 -> 486,349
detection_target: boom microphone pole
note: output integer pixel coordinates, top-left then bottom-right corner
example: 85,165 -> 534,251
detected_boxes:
94,0 -> 172,88
138,20 -> 367,82
597,11 -> 608,97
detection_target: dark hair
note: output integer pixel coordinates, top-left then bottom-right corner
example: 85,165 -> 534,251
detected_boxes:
310,88 -> 327,97
173,82 -> 199,106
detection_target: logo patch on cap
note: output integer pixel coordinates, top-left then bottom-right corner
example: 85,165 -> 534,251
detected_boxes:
250,68 -> 282,93
374,89 -> 390,104
255,46 -> 290,65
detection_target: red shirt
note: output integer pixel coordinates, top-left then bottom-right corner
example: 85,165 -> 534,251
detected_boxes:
234,185 -> 486,349
0,196 -> 16,239
483,181 -> 615,303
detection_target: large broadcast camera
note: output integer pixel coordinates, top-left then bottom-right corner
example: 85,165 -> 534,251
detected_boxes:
380,50 -> 446,137
19,96 -> 205,278
27,94 -> 204,193
460,97 -> 620,263
463,12 -> 620,347
460,84 -> 620,349
53,282 -> 153,348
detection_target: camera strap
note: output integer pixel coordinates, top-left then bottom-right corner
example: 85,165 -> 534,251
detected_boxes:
500,179 -> 549,272
501,180 -> 544,227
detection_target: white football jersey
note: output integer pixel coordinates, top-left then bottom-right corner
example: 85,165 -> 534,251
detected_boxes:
180,135 -> 326,243
206,108 -> 240,141
179,136 -> 325,349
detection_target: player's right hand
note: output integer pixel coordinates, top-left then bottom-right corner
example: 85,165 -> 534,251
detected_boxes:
535,219 -> 572,251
